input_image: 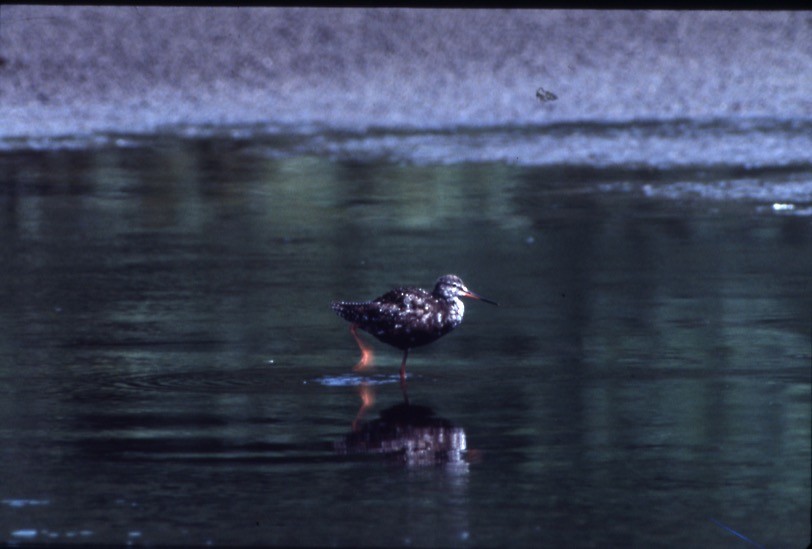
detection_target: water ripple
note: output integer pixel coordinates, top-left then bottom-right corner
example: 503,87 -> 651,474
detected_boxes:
72,366 -> 281,399
311,373 -> 406,387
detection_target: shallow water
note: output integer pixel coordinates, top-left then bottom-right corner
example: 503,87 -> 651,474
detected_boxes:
0,121 -> 810,546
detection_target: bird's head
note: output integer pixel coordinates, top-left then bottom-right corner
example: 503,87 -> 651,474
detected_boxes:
433,274 -> 497,305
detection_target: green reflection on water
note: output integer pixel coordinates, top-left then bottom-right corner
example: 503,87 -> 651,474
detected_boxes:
0,139 -> 809,545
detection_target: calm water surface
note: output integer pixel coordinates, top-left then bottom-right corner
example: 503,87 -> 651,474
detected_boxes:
0,123 -> 810,546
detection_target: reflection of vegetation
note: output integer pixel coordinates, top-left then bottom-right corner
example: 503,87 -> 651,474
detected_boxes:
1,135 -> 808,541
2,138 -> 809,434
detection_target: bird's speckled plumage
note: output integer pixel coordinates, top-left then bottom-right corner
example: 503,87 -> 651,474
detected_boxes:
331,274 -> 485,350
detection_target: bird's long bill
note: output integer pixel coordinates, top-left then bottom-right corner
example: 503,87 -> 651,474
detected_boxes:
462,289 -> 498,306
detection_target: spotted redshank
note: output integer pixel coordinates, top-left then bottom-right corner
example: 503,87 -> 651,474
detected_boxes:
331,274 -> 497,381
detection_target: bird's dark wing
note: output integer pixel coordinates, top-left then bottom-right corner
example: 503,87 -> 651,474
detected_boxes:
368,287 -> 433,326
332,287 -> 445,348
333,287 -> 425,326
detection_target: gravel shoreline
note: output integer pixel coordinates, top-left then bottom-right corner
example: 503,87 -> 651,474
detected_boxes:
1,7 -> 811,138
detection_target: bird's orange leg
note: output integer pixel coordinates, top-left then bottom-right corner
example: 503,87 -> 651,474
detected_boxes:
350,324 -> 374,372
399,348 -> 409,382
399,348 -> 410,405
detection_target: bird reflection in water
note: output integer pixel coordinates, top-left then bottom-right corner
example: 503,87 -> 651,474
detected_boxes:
352,382 -> 376,431
337,382 -> 469,468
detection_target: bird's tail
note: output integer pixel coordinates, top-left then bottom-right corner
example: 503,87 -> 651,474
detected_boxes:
331,301 -> 367,324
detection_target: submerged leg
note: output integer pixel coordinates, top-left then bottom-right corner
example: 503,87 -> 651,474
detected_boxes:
350,324 -> 374,372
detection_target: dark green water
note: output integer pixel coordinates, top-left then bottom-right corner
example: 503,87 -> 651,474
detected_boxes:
0,134 -> 810,546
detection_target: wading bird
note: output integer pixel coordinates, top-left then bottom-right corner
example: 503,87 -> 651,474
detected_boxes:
331,274 -> 497,382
